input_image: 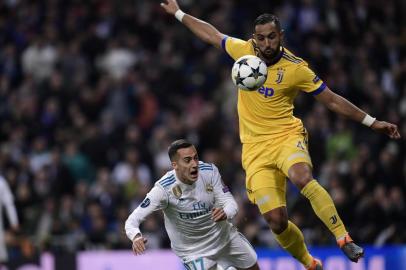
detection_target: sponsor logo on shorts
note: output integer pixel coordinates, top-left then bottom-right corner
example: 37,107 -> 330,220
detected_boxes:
257,195 -> 270,206
287,152 -> 307,161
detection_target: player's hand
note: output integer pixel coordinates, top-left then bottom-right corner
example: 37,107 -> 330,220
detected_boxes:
132,235 -> 148,255
371,120 -> 401,139
212,208 -> 227,222
160,0 -> 180,15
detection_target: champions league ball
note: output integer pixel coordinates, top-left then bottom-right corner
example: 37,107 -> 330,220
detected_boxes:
231,55 -> 268,91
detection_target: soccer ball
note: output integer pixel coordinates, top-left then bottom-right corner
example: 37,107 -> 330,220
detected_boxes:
231,55 -> 267,91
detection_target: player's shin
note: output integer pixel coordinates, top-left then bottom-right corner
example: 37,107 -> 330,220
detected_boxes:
300,180 -> 347,238
273,221 -> 313,267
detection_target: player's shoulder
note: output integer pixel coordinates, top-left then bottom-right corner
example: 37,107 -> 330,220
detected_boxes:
198,161 -> 216,172
281,48 -> 307,66
155,171 -> 177,190
224,36 -> 256,58
225,36 -> 251,46
198,161 -> 220,185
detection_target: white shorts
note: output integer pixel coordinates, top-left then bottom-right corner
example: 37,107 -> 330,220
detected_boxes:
182,232 -> 257,270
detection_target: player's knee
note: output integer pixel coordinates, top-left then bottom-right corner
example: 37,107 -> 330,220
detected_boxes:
296,174 -> 313,190
288,163 -> 313,190
270,218 -> 288,234
263,207 -> 288,234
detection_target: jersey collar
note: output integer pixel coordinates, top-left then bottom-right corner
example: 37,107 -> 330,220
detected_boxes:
174,172 -> 197,189
252,39 -> 284,66
266,46 -> 284,66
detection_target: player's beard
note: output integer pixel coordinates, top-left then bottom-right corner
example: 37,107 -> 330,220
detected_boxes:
262,42 -> 281,62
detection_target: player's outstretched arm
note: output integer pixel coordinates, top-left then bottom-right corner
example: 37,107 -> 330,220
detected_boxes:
315,87 -> 401,139
160,0 -> 225,48
125,185 -> 168,255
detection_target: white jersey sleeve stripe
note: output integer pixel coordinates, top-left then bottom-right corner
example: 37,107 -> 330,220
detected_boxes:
159,174 -> 175,185
159,174 -> 176,187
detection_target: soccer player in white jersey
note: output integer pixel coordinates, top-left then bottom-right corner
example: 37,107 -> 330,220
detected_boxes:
125,139 -> 260,270
0,175 -> 19,265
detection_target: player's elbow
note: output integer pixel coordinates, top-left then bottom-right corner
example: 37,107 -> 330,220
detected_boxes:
321,93 -> 341,113
200,25 -> 223,48
326,100 -> 340,113
124,219 -> 131,235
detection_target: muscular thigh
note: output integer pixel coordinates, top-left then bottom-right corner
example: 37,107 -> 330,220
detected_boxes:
247,184 -> 286,214
242,141 -> 286,213
274,132 -> 313,176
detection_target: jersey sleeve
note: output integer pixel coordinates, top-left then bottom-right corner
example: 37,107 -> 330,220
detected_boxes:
222,36 -> 253,61
295,64 -> 326,95
124,185 -> 168,241
211,165 -> 238,219
0,177 -> 18,226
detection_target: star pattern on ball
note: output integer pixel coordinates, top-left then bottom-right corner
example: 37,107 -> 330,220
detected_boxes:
238,58 -> 248,66
231,55 -> 268,90
251,66 -> 261,79
235,71 -> 245,85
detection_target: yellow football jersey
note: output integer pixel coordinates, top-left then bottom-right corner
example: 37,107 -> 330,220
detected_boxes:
222,36 -> 326,143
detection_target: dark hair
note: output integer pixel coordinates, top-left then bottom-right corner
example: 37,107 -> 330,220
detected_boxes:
254,13 -> 281,32
168,139 -> 194,161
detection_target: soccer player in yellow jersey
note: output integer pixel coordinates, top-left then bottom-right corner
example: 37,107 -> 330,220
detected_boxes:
161,1 -> 401,270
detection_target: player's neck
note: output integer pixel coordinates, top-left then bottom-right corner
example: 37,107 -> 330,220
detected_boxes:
262,46 -> 284,66
176,173 -> 195,185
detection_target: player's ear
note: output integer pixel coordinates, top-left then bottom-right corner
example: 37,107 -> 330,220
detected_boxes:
171,161 -> 177,170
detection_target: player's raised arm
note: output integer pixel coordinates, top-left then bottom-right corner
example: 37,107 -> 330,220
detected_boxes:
160,0 -> 225,49
314,87 -> 401,139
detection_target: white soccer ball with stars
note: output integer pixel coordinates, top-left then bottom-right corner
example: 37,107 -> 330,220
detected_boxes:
231,55 -> 268,91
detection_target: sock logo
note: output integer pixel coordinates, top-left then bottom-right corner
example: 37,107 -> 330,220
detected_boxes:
330,215 -> 338,224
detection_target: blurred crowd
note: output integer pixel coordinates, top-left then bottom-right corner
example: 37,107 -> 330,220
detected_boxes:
0,0 -> 405,261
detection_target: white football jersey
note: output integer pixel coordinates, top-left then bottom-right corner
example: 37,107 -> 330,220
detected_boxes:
125,161 -> 239,258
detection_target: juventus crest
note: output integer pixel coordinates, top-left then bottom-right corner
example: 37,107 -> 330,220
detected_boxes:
276,68 -> 285,84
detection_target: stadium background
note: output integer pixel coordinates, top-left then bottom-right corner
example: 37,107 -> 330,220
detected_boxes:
0,0 -> 405,269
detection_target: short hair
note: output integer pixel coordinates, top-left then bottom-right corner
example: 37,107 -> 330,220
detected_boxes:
253,13 -> 281,32
168,139 -> 194,161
